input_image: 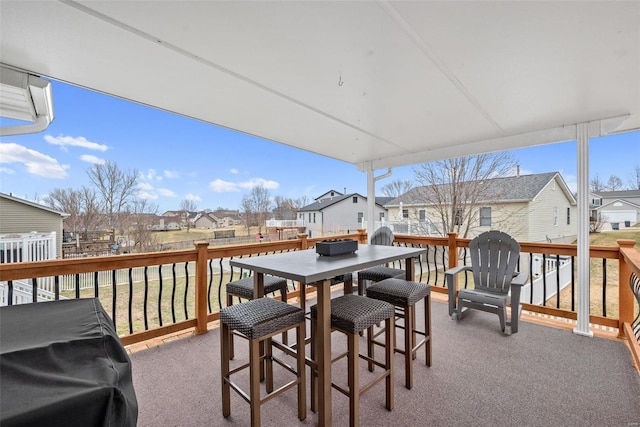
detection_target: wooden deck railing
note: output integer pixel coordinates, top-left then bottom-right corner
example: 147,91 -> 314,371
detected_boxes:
1,230 -> 638,360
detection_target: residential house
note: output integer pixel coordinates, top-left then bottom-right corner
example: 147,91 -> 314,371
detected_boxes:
194,212 -> 220,229
385,172 -> 577,243
590,190 -> 640,226
298,190 -> 390,237
0,192 -> 68,258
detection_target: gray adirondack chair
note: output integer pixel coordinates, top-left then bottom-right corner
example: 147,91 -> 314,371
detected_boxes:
445,230 -> 527,335
356,226 -> 405,295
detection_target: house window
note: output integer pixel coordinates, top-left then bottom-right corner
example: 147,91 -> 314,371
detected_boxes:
418,209 -> 426,222
566,208 -> 570,225
353,197 -> 358,203
299,213 -> 303,219
402,209 -> 409,219
454,209 -> 462,226
553,207 -> 558,226
479,207 -> 491,226
313,213 -> 316,223
308,213 -> 312,222
357,212 -> 363,223
379,212 -> 385,221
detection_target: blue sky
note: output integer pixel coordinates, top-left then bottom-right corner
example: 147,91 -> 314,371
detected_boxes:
1,79 -> 638,213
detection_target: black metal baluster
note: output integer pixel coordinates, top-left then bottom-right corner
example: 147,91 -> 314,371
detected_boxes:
143,266 -> 149,330
217,258 -> 224,310
425,246 -> 432,284
94,271 -> 99,298
31,278 -> 37,303
529,255 -> 534,304
7,280 -> 13,305
158,265 -> 163,327
207,259 -> 213,313
54,276 -> 60,301
75,274 -> 80,299
171,264 -> 177,323
112,270 -> 117,329
128,268 -> 133,334
439,245 -> 445,286
602,258 -> 607,317
183,262 -> 189,320
462,248 -> 468,289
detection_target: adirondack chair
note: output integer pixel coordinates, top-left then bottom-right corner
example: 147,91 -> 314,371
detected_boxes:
445,230 -> 527,335
356,226 -> 405,295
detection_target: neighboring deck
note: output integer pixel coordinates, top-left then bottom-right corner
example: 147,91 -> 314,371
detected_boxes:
128,295 -> 640,427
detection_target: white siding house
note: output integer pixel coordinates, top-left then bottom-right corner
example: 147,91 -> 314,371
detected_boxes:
298,192 -> 389,237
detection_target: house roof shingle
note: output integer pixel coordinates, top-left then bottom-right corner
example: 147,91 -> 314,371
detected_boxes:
385,172 -> 573,206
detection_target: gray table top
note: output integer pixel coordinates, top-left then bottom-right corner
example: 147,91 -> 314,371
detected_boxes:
229,244 -> 427,284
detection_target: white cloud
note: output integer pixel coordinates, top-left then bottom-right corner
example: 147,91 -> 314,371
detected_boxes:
237,178 -> 280,190
0,166 -> 15,175
137,182 -> 154,191
0,143 -> 68,178
209,177 -> 280,192
44,134 -> 108,152
137,191 -> 158,200
210,179 -> 239,192
144,169 -> 163,182
185,193 -> 202,201
79,154 -> 106,165
164,170 -> 179,179
157,188 -> 176,197
230,168 -> 239,175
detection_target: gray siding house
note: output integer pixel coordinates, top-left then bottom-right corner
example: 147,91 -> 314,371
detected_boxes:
0,192 -> 68,258
590,190 -> 640,226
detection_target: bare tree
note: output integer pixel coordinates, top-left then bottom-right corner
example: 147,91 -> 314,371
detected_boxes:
590,174 -> 606,193
628,165 -> 640,190
412,153 -> 518,238
240,186 -> 273,233
239,194 -> 255,234
122,198 -> 159,253
381,179 -> 413,198
44,187 -> 102,233
87,160 -> 138,231
606,175 -> 624,191
180,199 -> 198,231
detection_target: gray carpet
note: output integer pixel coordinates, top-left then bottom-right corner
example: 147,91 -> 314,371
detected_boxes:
129,299 -> 640,427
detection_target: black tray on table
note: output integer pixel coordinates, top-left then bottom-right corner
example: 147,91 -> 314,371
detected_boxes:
315,239 -> 358,256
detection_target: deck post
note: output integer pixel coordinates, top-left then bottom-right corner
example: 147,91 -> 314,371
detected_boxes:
617,239 -> 637,338
194,241 -> 209,335
297,233 -> 309,249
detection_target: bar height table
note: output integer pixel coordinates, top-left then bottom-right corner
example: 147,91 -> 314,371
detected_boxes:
230,244 -> 427,426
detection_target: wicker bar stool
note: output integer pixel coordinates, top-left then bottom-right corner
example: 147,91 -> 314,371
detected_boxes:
226,275 -> 289,358
366,278 -> 432,390
220,298 -> 306,427
310,294 -> 395,427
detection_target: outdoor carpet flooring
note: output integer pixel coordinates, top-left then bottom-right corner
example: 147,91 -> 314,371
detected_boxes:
129,297 -> 640,427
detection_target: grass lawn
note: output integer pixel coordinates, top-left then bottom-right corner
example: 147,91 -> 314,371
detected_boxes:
553,229 -> 639,319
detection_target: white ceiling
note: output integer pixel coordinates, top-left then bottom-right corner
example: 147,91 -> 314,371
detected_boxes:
1,1 -> 638,172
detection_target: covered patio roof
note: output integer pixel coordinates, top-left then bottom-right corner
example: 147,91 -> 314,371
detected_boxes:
0,1 -> 638,170
1,1 -> 638,337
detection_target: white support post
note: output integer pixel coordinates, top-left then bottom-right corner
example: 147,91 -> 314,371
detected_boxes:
367,168 -> 375,239
574,122 -> 593,337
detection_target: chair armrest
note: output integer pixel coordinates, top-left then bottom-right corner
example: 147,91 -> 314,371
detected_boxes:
511,271 -> 528,287
445,265 -> 472,317
444,265 -> 471,277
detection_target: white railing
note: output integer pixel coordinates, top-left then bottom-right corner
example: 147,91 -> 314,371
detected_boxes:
0,279 -> 65,306
0,231 -> 56,263
0,232 -> 57,306
266,219 -> 304,228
